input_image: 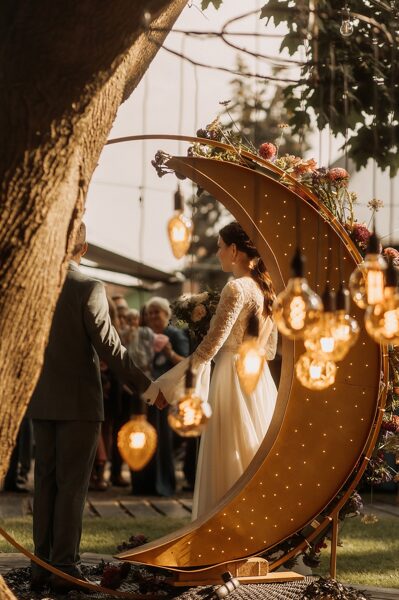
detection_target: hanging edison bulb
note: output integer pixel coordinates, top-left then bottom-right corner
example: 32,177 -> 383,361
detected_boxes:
365,258 -> 399,344
295,352 -> 337,390
340,5 -> 354,37
305,284 -> 359,361
273,247 -> 323,339
168,363 -> 212,437
332,284 -> 360,357
349,231 -> 387,308
167,186 -> 193,259
236,312 -> 266,394
117,415 -> 157,471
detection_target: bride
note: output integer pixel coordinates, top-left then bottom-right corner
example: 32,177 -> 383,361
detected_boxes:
157,221 -> 278,519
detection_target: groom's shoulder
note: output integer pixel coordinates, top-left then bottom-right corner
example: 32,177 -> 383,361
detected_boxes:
65,268 -> 104,298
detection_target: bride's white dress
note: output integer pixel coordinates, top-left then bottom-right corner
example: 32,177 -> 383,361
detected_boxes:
157,276 -> 278,519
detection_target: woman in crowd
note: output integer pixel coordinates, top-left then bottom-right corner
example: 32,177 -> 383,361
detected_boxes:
131,296 -> 189,496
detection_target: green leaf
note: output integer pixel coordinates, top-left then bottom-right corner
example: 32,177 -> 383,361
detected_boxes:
201,0 -> 223,9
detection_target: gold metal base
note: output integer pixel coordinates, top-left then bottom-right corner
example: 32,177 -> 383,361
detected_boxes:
166,557 -> 303,586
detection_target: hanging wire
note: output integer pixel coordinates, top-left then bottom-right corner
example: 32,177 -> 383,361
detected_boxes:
178,35 -> 185,157
328,44 -> 336,169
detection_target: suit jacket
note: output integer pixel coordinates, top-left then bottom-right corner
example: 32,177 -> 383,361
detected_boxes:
28,263 -> 151,421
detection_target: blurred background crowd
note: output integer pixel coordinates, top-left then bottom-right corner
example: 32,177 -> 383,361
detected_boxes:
1,292 -> 197,497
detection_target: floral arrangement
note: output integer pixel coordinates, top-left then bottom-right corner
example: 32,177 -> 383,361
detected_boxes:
170,290 -> 220,344
302,577 -> 369,600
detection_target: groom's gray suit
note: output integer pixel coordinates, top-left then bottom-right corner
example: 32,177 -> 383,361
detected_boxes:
27,262 -> 154,577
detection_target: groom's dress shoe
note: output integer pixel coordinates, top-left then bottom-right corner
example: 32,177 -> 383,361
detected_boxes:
50,573 -> 93,594
30,572 -> 50,591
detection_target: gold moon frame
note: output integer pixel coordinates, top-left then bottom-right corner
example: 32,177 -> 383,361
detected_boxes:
106,135 -> 387,571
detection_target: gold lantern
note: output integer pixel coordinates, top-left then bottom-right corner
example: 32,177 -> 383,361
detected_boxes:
168,364 -> 212,437
117,415 -> 157,471
295,351 -> 337,390
167,186 -> 193,259
349,231 -> 386,308
365,258 -> 399,344
236,313 -> 266,394
273,248 -> 323,339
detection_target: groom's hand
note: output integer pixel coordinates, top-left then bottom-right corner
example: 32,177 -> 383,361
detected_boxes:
155,391 -> 168,410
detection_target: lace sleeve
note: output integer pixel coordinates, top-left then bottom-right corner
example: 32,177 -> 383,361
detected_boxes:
192,280 -> 245,368
265,322 -> 278,360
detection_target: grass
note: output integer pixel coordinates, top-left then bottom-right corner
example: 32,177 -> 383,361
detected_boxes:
316,516 -> 399,589
0,514 -> 398,589
0,516 -> 190,556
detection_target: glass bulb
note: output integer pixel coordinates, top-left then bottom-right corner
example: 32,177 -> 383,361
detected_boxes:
235,338 -> 266,394
295,352 -> 337,390
349,254 -> 387,308
168,389 -> 212,437
117,415 -> 157,471
167,212 -> 193,259
340,19 -> 354,37
365,286 -> 399,344
304,310 -> 359,361
273,277 -> 323,339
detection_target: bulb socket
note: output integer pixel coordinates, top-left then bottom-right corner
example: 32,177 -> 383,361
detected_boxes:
174,186 -> 184,211
322,284 -> 336,312
366,230 -> 381,255
247,312 -> 260,338
336,284 -> 351,312
291,247 -> 305,278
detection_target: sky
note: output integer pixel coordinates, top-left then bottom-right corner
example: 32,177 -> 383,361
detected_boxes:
84,1 -> 399,277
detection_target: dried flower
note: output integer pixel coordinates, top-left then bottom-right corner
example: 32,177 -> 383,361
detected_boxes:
381,415 -> 399,433
293,158 -> 317,176
368,198 -> 384,212
191,304 -> 207,322
361,513 -> 379,524
350,222 -> 372,252
327,167 -> 350,182
277,123 -> 289,129
259,142 -> 277,160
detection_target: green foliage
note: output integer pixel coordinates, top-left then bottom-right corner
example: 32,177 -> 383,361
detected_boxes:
260,0 -> 399,175
201,0 -> 223,9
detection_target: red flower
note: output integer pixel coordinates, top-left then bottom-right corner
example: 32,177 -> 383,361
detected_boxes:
259,142 -> 277,160
327,167 -> 350,182
383,247 -> 399,266
351,223 -> 371,252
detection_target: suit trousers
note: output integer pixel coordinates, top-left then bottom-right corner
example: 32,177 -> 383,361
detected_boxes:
32,420 -> 100,575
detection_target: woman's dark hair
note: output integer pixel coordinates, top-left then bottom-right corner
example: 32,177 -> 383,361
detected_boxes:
219,221 -> 276,316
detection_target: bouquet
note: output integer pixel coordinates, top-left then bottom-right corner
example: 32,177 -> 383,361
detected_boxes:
170,290 -> 220,344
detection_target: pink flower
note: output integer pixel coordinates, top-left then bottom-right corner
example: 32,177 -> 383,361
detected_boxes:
259,142 -> 277,160
383,247 -> 399,266
327,167 -> 350,182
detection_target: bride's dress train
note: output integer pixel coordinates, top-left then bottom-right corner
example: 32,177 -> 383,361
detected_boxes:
157,277 -> 278,519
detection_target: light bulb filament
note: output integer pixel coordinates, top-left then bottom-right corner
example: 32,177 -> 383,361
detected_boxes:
309,364 -> 322,379
129,432 -> 146,449
289,296 -> 306,330
383,309 -> 399,337
366,270 -> 385,305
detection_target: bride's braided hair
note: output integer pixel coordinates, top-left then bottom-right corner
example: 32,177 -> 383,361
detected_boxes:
219,221 -> 276,316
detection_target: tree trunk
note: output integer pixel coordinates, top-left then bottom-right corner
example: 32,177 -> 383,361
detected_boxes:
0,0 -> 186,483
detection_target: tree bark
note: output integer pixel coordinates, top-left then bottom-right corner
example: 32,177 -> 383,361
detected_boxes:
0,0 -> 187,482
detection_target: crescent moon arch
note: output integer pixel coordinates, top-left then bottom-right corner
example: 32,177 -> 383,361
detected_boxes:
106,136 -> 387,571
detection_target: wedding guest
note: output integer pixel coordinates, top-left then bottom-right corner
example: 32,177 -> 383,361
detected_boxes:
131,296 -> 189,496
27,222 -> 166,594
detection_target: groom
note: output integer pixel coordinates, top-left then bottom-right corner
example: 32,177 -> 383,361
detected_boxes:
27,222 -> 166,593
